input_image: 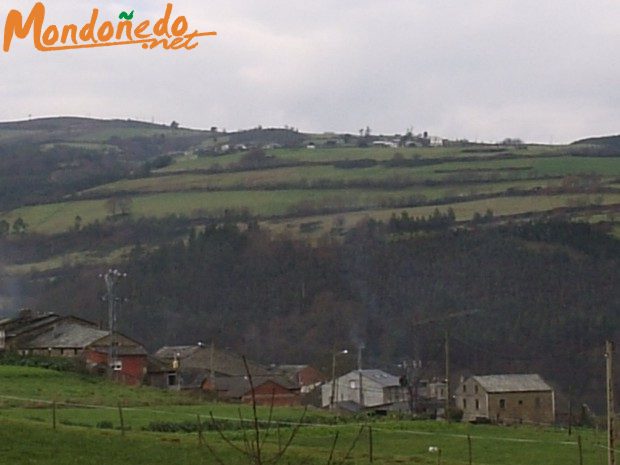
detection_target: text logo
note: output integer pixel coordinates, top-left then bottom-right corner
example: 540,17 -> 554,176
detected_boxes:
3,3 -> 217,52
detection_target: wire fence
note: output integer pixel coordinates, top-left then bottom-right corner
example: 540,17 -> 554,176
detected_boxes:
0,393 -> 615,465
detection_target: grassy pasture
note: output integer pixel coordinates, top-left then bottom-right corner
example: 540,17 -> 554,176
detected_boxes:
268,193 -> 620,235
2,190 -> 617,236
2,145 -> 619,237
0,366 -> 186,407
159,145 -> 562,173
86,165 -> 554,196
0,415 -> 605,465
4,246 -> 133,276
0,367 -> 611,465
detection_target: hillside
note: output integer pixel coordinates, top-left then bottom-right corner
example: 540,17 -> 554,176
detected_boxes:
2,118 -> 620,414
572,134 -> 620,152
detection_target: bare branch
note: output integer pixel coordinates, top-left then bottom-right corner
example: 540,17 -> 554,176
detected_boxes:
260,386 -> 277,449
238,407 -> 254,458
337,425 -> 366,464
208,411 -> 247,455
269,407 -> 308,465
202,435 -> 228,465
243,355 -> 263,465
327,431 -> 340,465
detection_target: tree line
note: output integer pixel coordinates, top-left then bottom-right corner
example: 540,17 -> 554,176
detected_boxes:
26,219 -> 620,413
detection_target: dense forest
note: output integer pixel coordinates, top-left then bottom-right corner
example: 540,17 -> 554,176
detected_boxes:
22,218 -> 620,412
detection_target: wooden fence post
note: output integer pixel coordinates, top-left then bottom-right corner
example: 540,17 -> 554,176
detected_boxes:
197,414 -> 204,446
118,402 -> 125,436
468,434 -> 473,465
368,425 -> 374,463
577,434 -> 583,465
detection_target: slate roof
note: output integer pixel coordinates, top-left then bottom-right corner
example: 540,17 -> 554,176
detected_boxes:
472,374 -> 553,393
210,375 -> 298,399
89,345 -> 148,356
153,344 -> 270,377
0,312 -> 61,337
154,345 -> 200,360
23,320 -> 109,349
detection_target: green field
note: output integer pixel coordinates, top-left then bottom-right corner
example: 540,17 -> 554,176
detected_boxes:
2,144 -> 620,240
0,367 -> 612,465
159,146 -> 565,173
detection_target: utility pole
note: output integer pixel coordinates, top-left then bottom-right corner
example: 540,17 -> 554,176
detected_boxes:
410,308 -> 481,423
606,340 -> 615,465
445,328 -> 450,423
210,341 -> 216,387
102,269 -> 126,379
358,344 -> 365,407
330,347 -> 348,410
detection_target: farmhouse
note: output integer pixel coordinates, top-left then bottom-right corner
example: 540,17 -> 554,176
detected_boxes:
321,369 -> 408,409
456,374 -> 555,425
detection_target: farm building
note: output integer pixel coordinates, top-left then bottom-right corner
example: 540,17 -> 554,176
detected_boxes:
456,374 -> 555,425
274,364 -> 327,393
0,310 -> 147,385
321,369 -> 408,409
0,309 -> 61,351
150,344 -> 271,390
201,375 -> 300,406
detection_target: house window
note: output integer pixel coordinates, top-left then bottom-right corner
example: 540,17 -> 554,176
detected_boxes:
475,399 -> 480,410
349,380 -> 357,389
167,373 -> 177,386
518,400 -> 523,406
499,399 -> 506,409
474,385 -> 478,394
463,384 -> 467,393
462,399 -> 467,409
111,360 -> 123,371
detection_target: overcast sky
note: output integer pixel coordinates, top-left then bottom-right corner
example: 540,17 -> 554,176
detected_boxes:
0,0 -> 619,143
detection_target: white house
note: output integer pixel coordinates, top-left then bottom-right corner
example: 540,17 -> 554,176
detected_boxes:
321,369 -> 408,408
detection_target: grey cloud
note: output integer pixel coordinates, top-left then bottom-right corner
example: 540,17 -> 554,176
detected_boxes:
0,0 -> 619,141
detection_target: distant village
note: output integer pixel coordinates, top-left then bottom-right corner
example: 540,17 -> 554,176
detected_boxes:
0,308 -> 556,426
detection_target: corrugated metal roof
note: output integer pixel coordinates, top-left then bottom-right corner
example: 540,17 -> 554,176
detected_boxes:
472,374 -> 552,393
353,369 -> 401,387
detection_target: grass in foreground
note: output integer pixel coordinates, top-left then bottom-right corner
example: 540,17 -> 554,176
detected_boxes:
0,366 -> 188,407
0,415 -> 611,465
0,366 -> 612,465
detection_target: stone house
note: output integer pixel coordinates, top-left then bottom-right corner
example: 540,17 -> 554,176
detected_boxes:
456,374 -> 555,425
